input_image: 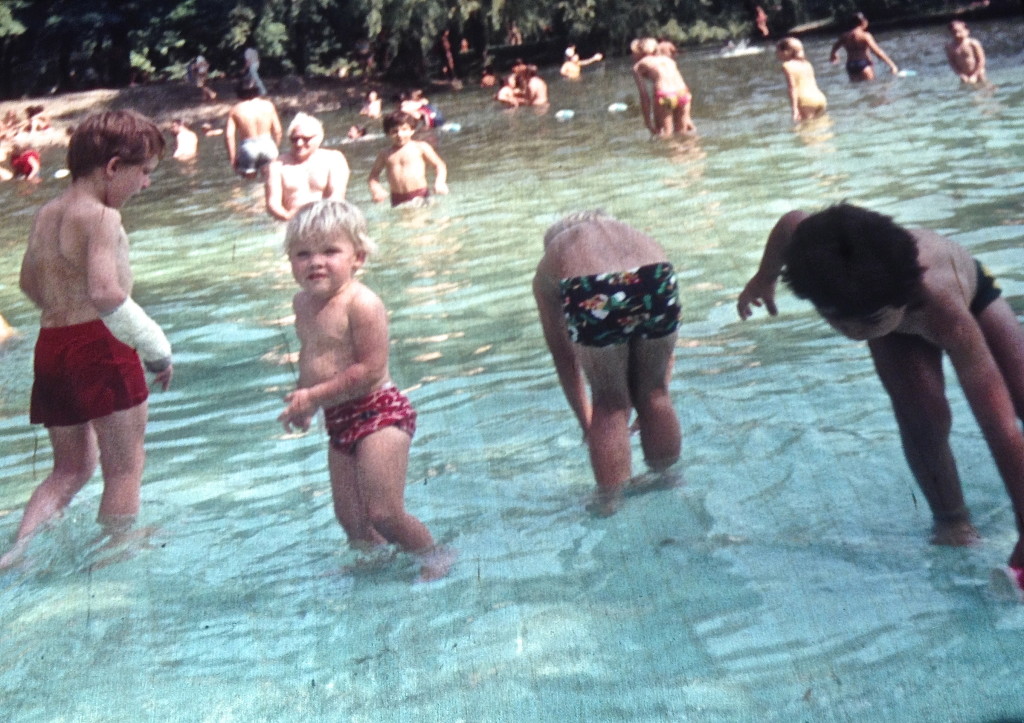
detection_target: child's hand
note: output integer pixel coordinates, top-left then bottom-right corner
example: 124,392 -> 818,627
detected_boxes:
279,388 -> 316,433
151,364 -> 174,392
737,275 -> 779,320
434,180 -> 449,195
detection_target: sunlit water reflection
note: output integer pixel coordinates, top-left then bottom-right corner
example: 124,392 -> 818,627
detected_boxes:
1,20 -> 1024,721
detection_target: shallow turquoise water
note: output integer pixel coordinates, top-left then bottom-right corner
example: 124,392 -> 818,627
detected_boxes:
2,20 -> 1024,721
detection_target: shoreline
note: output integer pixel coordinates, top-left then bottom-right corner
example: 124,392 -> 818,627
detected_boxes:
0,75 -> 405,150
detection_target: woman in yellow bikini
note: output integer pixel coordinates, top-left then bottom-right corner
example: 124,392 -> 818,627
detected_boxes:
777,37 -> 827,123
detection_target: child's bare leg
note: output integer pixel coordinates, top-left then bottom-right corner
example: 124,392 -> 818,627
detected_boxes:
92,403 -> 149,525
869,335 -> 977,545
977,300 -> 1024,566
329,446 -> 388,547
978,300 -> 1024,420
354,427 -> 434,552
579,344 -> 634,494
0,423 -> 100,567
653,104 -> 672,137
674,103 -> 695,134
630,335 -> 681,470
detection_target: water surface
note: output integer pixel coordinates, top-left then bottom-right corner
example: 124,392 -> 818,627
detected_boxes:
2,21 -> 1024,721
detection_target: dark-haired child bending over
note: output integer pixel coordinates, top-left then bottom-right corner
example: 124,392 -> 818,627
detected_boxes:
738,203 -> 1024,593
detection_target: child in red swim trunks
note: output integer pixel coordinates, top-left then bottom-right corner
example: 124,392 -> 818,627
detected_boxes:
10,145 -> 41,179
278,199 -> 452,581
367,110 -> 448,208
4,110 -> 172,568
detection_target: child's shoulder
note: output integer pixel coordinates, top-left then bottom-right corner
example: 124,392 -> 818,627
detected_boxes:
61,190 -> 120,226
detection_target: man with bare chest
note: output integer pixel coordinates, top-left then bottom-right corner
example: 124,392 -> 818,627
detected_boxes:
265,113 -> 350,221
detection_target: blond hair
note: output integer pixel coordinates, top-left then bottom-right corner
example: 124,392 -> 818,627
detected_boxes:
636,37 -> 658,56
776,37 -> 805,59
284,200 -> 379,257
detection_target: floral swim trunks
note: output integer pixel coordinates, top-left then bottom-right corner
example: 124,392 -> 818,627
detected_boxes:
559,262 -> 680,347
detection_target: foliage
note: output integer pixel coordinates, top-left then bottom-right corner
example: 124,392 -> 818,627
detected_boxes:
0,0 -> 999,98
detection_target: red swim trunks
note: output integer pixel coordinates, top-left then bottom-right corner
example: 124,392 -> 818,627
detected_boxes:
390,187 -> 429,207
30,320 -> 149,428
11,149 -> 40,177
324,385 -> 417,454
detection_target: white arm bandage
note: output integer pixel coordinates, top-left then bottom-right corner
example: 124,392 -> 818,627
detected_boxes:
101,297 -> 172,373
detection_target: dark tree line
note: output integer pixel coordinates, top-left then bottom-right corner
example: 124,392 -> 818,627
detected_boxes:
0,0 -> 1007,98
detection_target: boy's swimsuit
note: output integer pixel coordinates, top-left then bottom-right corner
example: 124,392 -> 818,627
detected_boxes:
11,149 -> 40,177
655,89 -> 691,110
324,384 -> 417,454
391,188 -> 430,207
970,259 -> 1002,315
845,58 -> 872,77
235,135 -> 278,175
559,262 -> 680,347
30,319 -> 149,428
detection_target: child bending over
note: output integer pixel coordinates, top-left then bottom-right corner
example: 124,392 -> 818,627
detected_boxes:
534,210 -> 682,513
738,203 -> 1024,592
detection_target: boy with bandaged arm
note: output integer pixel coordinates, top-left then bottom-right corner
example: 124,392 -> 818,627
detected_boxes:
3,111 -> 172,567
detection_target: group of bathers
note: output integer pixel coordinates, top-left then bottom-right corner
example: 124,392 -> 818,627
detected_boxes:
29,251 -> 1001,457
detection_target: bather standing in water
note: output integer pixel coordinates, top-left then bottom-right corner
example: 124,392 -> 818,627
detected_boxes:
534,210 -> 682,513
224,76 -> 282,179
631,37 -> 695,136
829,12 -> 899,81
776,37 -> 827,123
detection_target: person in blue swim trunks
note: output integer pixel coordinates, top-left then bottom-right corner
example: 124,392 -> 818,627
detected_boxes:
534,210 -> 682,511
829,12 -> 899,81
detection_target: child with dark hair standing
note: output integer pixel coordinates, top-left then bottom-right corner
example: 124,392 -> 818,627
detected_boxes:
738,203 -> 1024,594
4,110 -> 172,567
829,12 -> 899,81
368,111 -> 448,207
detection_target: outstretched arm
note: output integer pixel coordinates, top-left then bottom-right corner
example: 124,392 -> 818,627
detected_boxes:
943,308 -> 1024,566
829,37 -> 843,64
632,67 -> 655,134
782,66 -> 801,123
737,210 -> 808,319
867,35 -> 898,74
